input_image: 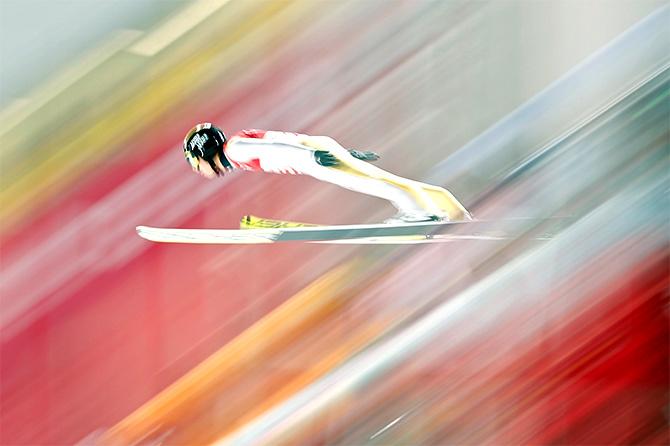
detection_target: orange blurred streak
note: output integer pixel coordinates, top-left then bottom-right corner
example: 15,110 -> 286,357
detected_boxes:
212,322 -> 384,444
99,260 -> 364,445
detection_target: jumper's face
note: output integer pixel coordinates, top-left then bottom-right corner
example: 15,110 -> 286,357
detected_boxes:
186,152 -> 229,179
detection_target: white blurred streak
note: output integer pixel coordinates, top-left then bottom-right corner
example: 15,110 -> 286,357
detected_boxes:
0,30 -> 141,140
505,61 -> 670,186
428,4 -> 670,188
261,1 -> 480,133
128,0 -> 231,57
369,412 -> 407,440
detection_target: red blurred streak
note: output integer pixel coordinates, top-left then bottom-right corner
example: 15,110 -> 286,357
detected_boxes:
417,252 -> 669,445
534,258 -> 669,445
438,252 -> 669,445
292,251 -> 668,445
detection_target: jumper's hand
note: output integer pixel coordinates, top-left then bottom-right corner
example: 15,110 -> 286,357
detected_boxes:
348,149 -> 380,162
314,150 -> 340,167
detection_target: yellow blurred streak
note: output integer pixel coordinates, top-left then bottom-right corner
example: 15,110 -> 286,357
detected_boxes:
99,260 -> 364,446
0,0 -> 314,233
129,0 -> 232,57
0,30 -> 142,141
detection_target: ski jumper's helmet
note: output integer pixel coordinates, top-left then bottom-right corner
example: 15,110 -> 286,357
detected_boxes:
183,123 -> 232,175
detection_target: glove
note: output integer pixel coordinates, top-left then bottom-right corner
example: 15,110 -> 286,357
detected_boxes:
313,150 -> 340,167
348,149 -> 380,162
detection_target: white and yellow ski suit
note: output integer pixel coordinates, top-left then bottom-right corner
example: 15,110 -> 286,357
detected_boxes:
224,129 -> 471,221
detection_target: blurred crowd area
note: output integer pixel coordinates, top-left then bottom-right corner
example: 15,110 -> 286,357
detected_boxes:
1,1 -> 668,445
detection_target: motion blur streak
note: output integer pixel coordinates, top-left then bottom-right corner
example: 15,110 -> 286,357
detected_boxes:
215,172 -> 667,445
1,1 -> 668,445
100,261 -> 383,445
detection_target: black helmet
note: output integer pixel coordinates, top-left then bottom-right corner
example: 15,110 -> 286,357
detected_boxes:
183,123 -> 232,175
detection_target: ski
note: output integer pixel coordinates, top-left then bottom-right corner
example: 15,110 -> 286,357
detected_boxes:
136,216 -> 566,245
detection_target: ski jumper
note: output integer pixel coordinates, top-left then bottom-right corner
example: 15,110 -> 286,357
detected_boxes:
224,130 -> 470,221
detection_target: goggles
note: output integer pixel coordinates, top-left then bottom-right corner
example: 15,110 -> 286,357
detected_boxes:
185,150 -> 201,172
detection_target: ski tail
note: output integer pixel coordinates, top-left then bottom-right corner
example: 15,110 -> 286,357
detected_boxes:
240,215 -> 320,229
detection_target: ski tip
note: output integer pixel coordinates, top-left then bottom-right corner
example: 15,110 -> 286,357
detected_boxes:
136,226 -> 162,242
136,226 -> 152,240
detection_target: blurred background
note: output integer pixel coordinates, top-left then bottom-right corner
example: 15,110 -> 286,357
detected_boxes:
1,0 -> 668,444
